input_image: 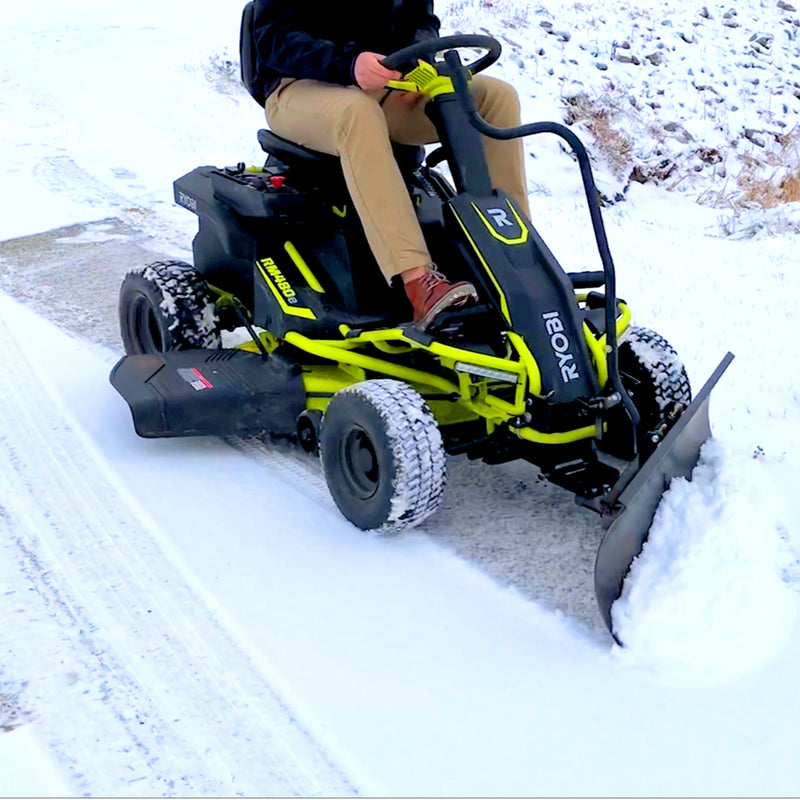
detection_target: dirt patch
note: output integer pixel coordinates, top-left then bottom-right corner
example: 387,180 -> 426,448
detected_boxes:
0,684 -> 32,732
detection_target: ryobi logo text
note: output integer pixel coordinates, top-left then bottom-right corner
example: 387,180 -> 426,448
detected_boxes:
176,191 -> 198,213
542,311 -> 580,383
258,257 -> 298,304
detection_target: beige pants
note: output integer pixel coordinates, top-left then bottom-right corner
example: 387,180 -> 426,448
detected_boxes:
265,75 -> 529,282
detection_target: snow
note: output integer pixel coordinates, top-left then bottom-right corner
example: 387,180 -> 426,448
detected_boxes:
2,0 -> 800,795
613,439 -> 799,685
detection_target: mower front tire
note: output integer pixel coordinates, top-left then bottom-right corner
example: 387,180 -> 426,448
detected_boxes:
320,380 -> 447,532
119,260 -> 220,355
619,326 -> 692,460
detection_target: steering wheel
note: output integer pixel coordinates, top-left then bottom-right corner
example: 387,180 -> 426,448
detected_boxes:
382,34 -> 501,75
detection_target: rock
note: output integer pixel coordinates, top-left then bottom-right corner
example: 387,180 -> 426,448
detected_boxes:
722,9 -> 741,27
539,20 -> 553,30
646,51 -> 664,65
745,128 -> 768,147
660,122 -> 692,142
615,51 -> 640,64
697,147 -> 723,164
750,33 -> 775,53
699,6 -> 711,18
778,0 -> 796,11
594,61 -> 609,70
680,32 -> 697,43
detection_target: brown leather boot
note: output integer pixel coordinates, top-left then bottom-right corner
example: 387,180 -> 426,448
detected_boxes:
403,267 -> 478,331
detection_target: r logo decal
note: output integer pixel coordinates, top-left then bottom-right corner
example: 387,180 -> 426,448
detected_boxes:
487,208 -> 513,227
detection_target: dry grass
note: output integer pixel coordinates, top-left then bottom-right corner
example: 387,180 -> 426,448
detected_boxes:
734,127 -> 800,209
563,92 -> 635,176
0,688 -> 31,732
565,89 -> 800,213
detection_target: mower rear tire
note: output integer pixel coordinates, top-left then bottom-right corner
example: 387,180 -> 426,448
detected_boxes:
119,260 -> 220,355
320,379 -> 447,532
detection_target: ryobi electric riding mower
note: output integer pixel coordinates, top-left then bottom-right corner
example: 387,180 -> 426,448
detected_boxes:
110,3 -> 733,640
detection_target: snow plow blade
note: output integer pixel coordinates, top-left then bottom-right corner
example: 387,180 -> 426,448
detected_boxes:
110,349 -> 306,439
594,352 -> 735,642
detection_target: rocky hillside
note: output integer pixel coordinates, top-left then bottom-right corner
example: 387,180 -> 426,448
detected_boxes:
446,0 -> 800,229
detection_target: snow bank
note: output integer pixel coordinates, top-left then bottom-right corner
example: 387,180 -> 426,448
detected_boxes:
0,724 -> 72,797
612,439 -> 800,685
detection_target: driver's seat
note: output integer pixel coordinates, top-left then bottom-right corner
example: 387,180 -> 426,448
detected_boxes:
257,129 -> 341,172
240,2 -> 424,178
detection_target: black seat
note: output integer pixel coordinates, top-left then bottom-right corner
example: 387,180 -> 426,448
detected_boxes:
257,129 -> 341,170
257,129 -> 424,175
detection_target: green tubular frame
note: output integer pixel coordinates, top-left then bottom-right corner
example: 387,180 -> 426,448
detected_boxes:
227,293 -> 631,442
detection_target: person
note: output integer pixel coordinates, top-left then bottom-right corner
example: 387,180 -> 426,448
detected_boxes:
252,0 -> 530,330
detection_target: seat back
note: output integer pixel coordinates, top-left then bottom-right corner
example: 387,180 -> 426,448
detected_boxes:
240,1 -> 266,106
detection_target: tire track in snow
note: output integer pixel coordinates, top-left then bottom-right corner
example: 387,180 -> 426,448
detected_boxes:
226,435 -> 336,512
0,314 -> 355,797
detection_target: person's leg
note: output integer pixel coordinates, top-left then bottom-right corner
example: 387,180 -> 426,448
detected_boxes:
469,75 -> 530,218
266,79 -> 429,283
381,76 -> 530,218
265,79 -> 476,328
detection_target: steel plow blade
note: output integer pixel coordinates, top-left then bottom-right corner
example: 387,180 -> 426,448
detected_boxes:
594,352 -> 735,643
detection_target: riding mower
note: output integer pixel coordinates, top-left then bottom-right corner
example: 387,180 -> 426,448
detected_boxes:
110,4 -> 733,640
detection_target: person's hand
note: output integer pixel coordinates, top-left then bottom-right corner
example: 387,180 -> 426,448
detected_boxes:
354,52 -> 401,91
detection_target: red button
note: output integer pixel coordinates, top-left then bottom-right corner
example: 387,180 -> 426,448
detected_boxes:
269,175 -> 287,189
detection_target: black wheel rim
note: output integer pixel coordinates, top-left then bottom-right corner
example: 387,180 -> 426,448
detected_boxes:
128,294 -> 164,353
340,425 -> 380,500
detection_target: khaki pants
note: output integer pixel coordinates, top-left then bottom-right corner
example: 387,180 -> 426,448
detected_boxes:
265,75 -> 529,282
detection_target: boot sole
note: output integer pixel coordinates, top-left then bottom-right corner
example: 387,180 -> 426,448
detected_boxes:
414,284 -> 479,331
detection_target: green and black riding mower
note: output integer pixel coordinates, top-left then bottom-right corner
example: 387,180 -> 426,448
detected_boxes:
110,4 -> 733,640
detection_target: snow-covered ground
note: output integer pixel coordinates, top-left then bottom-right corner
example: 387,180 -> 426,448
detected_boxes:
2,0 -> 800,795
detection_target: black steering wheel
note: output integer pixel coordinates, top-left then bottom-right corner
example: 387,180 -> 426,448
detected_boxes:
382,34 -> 501,75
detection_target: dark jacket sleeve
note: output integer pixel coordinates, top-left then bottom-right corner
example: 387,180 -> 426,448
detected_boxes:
410,0 -> 441,43
253,0 -> 363,87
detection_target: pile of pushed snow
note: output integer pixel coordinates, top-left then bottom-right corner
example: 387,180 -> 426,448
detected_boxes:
612,439 -> 800,685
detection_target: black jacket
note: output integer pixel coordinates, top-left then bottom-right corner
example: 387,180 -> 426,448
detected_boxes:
252,0 -> 440,99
